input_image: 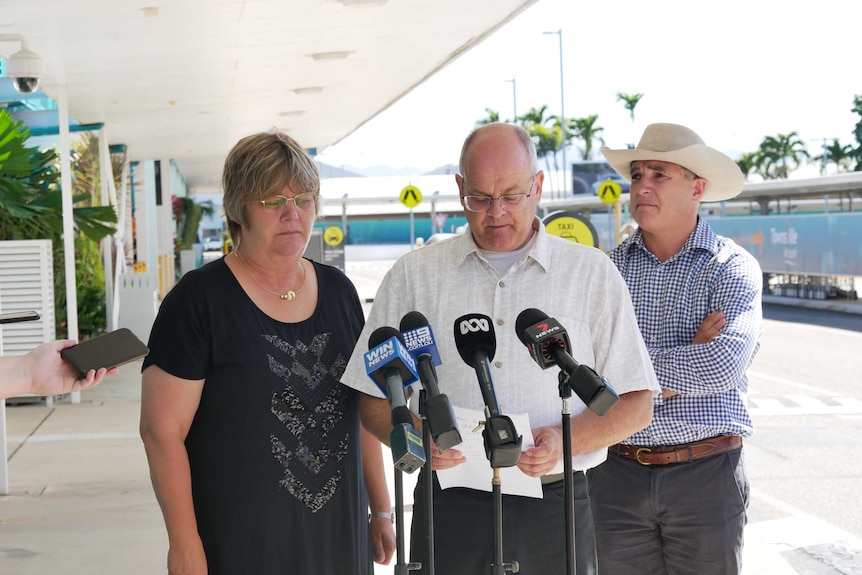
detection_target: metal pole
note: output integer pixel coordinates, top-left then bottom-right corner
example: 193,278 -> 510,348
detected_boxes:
505,79 -> 517,121
544,30 -> 566,199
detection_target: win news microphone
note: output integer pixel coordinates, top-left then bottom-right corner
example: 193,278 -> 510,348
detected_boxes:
515,308 -> 620,416
364,326 -> 426,473
453,313 -> 521,468
400,311 -> 462,450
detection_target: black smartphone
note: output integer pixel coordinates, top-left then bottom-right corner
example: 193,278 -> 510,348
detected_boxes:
60,328 -> 150,376
0,310 -> 41,324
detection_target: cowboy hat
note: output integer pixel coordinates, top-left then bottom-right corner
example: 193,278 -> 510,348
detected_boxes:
600,123 -> 744,202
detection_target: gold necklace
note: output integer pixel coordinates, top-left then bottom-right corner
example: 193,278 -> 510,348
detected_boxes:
234,251 -> 307,301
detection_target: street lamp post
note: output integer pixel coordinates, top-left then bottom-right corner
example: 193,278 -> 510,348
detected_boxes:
544,29 -> 566,199
505,78 -> 517,121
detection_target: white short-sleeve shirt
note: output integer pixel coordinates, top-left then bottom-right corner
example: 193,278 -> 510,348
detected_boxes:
341,219 -> 659,472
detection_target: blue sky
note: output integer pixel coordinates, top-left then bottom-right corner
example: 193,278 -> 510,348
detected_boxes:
316,0 -> 861,173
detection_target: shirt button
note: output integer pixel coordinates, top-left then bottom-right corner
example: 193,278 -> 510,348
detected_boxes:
499,281 -> 505,287
494,361 -> 502,368
496,318 -> 504,326
650,336 -> 656,342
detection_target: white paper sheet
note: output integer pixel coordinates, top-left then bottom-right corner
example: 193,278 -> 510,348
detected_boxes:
435,405 -> 543,499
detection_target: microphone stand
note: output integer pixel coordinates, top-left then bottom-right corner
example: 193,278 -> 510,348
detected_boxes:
482,413 -> 522,575
394,464 -> 422,575
558,369 -> 576,575
419,389 -> 435,575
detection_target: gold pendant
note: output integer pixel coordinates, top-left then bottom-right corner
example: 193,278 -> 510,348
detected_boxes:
281,291 -> 296,301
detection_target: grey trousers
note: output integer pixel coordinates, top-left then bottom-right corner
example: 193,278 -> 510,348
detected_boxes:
587,448 -> 749,575
410,469 -> 597,575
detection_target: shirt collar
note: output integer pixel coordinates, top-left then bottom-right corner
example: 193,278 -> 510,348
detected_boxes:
628,216 -> 719,260
456,217 -> 551,272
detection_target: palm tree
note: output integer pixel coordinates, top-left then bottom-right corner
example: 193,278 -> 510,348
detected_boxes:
0,109 -> 117,337
735,152 -> 759,181
755,132 -> 810,179
820,139 -> 854,174
616,92 -> 644,147
475,108 -> 501,128
850,94 -> 862,171
518,106 -> 560,191
568,115 -> 605,161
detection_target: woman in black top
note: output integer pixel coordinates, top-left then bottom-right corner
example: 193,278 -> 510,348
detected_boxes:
140,130 -> 394,574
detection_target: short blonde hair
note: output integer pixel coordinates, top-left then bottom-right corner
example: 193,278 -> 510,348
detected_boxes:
222,130 -> 320,246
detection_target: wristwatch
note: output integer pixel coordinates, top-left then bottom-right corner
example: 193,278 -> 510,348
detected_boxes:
369,511 -> 394,523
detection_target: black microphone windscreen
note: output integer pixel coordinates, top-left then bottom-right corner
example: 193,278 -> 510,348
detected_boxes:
515,308 -> 550,345
369,325 -> 404,349
399,310 -> 429,333
453,313 -> 496,366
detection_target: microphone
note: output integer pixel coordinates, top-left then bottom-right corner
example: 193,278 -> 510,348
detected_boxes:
364,326 -> 425,473
453,313 -> 500,417
400,311 -> 462,450
453,313 -> 521,468
515,308 -> 620,416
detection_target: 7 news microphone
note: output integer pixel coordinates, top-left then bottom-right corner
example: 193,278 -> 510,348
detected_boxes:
453,313 -> 521,468
514,308 -> 619,415
399,311 -> 462,450
363,326 -> 426,473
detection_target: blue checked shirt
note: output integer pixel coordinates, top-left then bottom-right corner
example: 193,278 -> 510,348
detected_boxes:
607,217 -> 763,445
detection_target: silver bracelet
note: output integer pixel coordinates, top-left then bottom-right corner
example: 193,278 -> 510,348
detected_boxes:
369,511 -> 394,522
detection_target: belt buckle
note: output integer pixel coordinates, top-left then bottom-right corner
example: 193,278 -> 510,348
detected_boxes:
635,447 -> 653,465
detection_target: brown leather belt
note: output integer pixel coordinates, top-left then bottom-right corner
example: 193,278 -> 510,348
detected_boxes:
609,435 -> 742,466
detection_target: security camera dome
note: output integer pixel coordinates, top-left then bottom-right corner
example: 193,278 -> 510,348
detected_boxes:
7,47 -> 44,94
12,76 -> 40,94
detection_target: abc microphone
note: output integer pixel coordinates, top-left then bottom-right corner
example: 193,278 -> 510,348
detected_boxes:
453,313 -> 521,468
364,326 -> 425,473
453,313 -> 501,417
400,311 -> 462,450
515,308 -> 619,416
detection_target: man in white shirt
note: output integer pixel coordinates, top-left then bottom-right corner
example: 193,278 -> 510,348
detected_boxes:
340,122 -> 659,575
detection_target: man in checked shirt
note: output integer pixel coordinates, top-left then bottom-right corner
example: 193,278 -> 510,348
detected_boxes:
588,123 -> 764,575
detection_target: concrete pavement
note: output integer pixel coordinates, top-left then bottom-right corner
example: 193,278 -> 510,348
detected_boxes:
1,258 -> 839,573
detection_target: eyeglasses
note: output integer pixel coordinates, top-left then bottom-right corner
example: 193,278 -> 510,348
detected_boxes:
258,193 -> 316,211
462,177 -> 535,213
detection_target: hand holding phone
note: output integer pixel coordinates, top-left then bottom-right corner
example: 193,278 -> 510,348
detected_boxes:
60,328 -> 149,376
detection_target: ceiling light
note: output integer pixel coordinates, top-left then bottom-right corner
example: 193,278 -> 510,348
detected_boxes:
279,110 -> 306,117
141,7 -> 159,17
335,0 -> 388,6
292,87 -> 324,95
309,51 -> 352,61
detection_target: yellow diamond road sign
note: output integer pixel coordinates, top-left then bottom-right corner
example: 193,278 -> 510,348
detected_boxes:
597,179 -> 622,204
400,185 -> 422,208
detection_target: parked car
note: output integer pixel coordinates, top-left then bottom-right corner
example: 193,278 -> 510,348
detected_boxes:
591,172 -> 631,196
203,236 -> 223,252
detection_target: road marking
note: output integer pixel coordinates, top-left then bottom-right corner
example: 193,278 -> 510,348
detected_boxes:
748,370 -> 839,396
6,432 -> 139,443
749,489 -> 862,553
748,396 -> 862,416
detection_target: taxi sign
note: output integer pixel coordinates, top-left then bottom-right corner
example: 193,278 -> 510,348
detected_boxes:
400,185 -> 422,208
597,179 -> 622,204
542,211 -> 600,247
323,225 -> 344,246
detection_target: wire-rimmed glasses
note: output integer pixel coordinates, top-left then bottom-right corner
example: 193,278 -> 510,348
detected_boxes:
462,176 -> 535,212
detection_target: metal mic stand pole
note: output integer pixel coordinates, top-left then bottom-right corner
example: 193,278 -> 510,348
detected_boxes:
484,415 -> 522,575
558,370 -> 576,575
394,465 -> 421,575
419,389 -> 435,575
492,467 -> 505,575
